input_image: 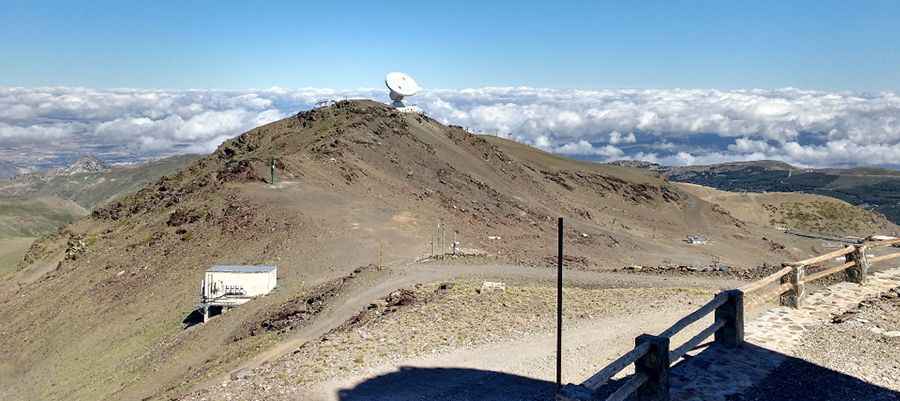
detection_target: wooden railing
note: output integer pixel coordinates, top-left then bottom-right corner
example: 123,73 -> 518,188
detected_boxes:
564,290 -> 744,401
560,237 -> 900,401
742,237 -> 900,308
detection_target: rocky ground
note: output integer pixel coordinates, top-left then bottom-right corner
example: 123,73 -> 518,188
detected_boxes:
736,287 -> 900,401
794,287 -> 900,390
183,280 -> 714,401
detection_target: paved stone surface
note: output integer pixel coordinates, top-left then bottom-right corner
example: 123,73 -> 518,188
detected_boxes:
572,267 -> 900,401
745,267 -> 900,354
670,267 -> 900,401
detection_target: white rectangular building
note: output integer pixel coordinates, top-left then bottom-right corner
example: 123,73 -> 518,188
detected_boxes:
199,265 -> 277,322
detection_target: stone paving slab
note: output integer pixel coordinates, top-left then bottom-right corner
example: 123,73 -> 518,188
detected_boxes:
745,267 -> 900,354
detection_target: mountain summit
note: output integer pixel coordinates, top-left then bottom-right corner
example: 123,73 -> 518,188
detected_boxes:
56,155 -> 110,175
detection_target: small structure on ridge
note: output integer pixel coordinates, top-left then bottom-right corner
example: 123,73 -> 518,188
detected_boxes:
198,265 -> 277,323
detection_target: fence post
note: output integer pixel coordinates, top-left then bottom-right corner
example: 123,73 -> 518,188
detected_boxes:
784,264 -> 805,308
714,290 -> 744,347
846,245 -> 869,284
634,334 -> 670,401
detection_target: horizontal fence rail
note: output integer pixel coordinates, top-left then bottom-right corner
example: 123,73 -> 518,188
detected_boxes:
669,318 -> 726,362
561,236 -> 900,401
606,373 -> 647,401
786,245 -> 856,267
659,293 -> 728,338
582,342 -> 651,390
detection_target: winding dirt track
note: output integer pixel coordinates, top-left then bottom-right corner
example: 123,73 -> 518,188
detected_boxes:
193,262 -> 743,396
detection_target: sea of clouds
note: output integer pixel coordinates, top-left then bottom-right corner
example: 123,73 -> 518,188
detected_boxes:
2,86 -> 899,170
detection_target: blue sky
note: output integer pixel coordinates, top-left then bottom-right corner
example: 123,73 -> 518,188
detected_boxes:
3,2 -> 900,172
2,0 -> 899,91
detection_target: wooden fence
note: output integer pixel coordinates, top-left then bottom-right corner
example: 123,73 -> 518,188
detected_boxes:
560,237 -> 900,401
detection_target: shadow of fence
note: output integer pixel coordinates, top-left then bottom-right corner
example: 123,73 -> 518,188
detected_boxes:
337,366 -> 556,401
593,342 -> 900,401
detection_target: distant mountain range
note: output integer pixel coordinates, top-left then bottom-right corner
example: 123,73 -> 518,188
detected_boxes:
0,154 -> 199,238
608,160 -> 900,224
0,160 -> 32,179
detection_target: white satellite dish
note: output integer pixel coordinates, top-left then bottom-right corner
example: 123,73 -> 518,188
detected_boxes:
385,72 -> 421,109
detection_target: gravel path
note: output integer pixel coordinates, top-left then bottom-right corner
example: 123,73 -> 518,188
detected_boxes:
189,262 -> 742,392
182,276 -> 716,401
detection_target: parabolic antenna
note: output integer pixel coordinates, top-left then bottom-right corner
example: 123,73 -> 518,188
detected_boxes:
385,72 -> 421,108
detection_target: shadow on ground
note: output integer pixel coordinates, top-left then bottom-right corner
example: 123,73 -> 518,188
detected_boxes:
182,306 -> 223,329
729,343 -> 900,401
337,366 -> 556,401
589,342 -> 900,401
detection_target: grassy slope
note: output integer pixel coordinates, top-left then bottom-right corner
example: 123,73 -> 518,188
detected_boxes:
665,162 -> 900,224
4,154 -> 200,209
0,197 -> 87,238
0,237 -> 35,275
678,183 -> 897,236
0,155 -> 198,239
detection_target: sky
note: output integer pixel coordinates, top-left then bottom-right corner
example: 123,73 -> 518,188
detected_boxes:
1,1 -> 900,171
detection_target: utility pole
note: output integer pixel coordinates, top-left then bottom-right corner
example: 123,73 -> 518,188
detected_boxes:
431,223 -> 437,259
556,217 -> 564,392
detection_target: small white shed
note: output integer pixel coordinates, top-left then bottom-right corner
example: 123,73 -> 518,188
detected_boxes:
199,265 -> 277,322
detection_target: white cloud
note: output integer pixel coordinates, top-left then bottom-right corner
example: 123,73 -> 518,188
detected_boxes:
609,131 -> 636,144
2,86 -> 900,169
555,140 -> 624,157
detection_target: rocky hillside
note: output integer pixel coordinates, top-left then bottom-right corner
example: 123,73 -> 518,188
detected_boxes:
53,155 -> 110,176
1,100 -> 889,401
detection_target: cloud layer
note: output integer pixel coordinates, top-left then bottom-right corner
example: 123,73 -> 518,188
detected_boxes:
2,86 -> 900,169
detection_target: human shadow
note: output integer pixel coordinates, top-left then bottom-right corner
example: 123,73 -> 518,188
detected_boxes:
337,366 -> 556,401
591,342 -> 900,401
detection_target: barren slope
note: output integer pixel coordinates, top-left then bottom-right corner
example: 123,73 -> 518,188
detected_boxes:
0,100 -> 877,401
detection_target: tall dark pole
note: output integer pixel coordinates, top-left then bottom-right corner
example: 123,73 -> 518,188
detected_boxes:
556,217 -> 563,392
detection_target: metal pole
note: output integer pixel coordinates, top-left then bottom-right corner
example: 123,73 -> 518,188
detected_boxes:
270,158 -> 276,185
556,217 -> 563,392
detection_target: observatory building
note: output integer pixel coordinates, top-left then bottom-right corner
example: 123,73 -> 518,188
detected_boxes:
385,71 -> 421,112
198,265 -> 277,323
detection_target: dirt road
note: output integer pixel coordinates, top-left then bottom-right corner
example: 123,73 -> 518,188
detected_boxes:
221,262 -> 742,377
186,262 -> 738,400
311,303 -> 704,401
